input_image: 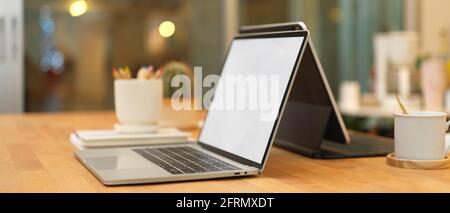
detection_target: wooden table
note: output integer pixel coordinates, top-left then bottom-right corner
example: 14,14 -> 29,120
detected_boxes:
1,111 -> 450,192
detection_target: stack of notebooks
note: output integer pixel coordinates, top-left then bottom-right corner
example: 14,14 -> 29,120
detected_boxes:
70,128 -> 192,150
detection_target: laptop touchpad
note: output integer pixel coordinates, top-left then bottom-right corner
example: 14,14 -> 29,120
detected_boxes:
86,155 -> 150,170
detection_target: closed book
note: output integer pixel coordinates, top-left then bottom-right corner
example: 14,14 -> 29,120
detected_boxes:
70,128 -> 192,150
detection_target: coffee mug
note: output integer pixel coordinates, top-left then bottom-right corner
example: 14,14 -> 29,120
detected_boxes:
394,111 -> 450,160
114,79 -> 162,133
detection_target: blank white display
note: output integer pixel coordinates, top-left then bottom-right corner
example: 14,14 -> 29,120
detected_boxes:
200,36 -> 305,164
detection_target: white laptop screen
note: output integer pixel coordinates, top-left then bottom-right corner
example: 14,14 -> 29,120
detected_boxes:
199,33 -> 306,164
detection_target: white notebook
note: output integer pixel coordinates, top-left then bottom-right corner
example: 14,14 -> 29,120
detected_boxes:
70,128 -> 192,150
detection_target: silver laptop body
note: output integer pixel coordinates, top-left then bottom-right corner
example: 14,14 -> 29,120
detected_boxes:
75,30 -> 309,185
75,143 -> 260,185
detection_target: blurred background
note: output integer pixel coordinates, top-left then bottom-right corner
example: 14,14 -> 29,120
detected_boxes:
1,0 -> 450,136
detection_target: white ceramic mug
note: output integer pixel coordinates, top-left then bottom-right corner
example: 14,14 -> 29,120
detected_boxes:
114,79 -> 162,133
394,111 -> 450,160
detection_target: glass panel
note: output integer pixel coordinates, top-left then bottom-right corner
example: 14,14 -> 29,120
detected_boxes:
0,16 -> 5,62
24,0 -> 404,112
24,0 -> 223,112
239,0 -> 404,96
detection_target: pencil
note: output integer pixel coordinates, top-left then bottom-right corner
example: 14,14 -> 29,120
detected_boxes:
112,68 -> 122,79
124,66 -> 132,79
154,69 -> 163,79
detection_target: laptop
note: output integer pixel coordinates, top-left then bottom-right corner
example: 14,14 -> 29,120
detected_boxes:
75,30 -> 309,185
240,22 -> 394,159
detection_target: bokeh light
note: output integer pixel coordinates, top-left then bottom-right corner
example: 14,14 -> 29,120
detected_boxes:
159,21 -> 175,38
69,0 -> 88,17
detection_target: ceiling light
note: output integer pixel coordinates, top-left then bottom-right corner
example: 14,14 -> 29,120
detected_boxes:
69,0 -> 88,17
159,21 -> 175,38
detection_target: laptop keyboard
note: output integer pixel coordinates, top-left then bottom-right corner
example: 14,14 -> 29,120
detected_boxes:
133,146 -> 241,175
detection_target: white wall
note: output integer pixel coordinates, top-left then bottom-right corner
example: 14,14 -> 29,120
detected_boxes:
420,0 -> 450,55
0,0 -> 23,113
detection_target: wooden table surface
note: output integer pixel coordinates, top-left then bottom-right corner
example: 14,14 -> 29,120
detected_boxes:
1,111 -> 450,192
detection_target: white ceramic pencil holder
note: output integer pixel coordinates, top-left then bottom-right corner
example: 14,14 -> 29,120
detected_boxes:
114,79 -> 163,133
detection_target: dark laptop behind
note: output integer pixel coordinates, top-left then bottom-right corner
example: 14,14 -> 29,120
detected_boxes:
240,22 -> 393,159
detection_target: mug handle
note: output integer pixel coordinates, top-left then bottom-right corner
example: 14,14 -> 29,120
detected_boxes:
446,121 -> 450,152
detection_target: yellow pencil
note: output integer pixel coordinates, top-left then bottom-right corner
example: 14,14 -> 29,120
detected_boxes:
118,67 -> 128,79
124,66 -> 132,79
